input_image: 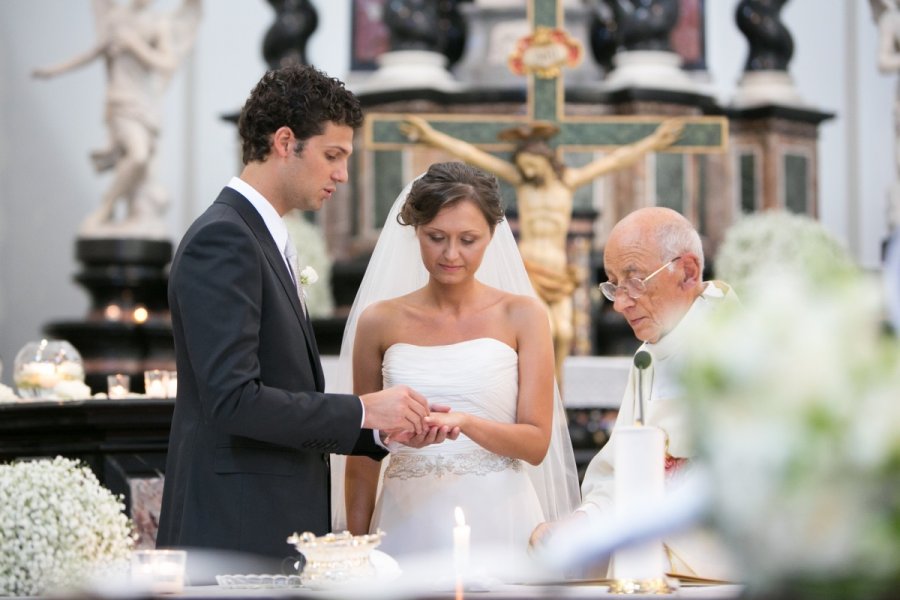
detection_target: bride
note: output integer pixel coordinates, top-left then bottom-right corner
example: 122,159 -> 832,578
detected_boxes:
330,162 -> 579,565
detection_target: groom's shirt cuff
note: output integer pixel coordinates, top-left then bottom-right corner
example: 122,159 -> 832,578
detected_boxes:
358,398 -> 389,450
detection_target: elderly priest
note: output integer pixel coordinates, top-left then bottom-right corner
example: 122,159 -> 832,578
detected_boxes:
531,207 -> 739,581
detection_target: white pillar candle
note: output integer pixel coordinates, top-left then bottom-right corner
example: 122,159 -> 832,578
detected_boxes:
612,425 -> 667,582
453,506 -> 471,576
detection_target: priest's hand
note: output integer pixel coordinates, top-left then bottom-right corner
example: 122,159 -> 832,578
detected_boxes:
528,512 -> 588,549
361,385 -> 429,434
528,521 -> 555,549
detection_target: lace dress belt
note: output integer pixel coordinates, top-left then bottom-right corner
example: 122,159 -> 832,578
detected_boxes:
384,449 -> 523,480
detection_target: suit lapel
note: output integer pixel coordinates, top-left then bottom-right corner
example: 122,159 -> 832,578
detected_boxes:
215,189 -> 324,390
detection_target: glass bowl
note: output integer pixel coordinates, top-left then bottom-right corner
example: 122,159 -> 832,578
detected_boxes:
13,339 -> 85,399
286,530 -> 385,588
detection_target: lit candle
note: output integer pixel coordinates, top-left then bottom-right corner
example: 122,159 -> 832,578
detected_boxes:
144,370 -> 170,398
130,549 -> 186,594
165,371 -> 178,398
27,362 -> 58,389
146,380 -> 166,398
107,374 -> 130,399
453,506 -> 470,589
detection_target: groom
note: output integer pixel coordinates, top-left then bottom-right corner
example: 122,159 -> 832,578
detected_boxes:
157,65 -> 438,559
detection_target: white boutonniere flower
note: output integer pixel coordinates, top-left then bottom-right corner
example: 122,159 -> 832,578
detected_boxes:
299,266 -> 318,286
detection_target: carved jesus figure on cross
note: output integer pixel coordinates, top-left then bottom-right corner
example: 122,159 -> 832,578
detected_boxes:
401,115 -> 683,380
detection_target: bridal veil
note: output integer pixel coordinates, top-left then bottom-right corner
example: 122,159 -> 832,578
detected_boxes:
329,175 -> 581,530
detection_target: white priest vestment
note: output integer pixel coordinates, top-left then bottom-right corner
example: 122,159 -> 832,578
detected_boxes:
578,281 -> 740,581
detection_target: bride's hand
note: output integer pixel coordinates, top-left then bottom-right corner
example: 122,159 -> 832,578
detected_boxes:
423,410 -> 466,431
389,405 -> 460,448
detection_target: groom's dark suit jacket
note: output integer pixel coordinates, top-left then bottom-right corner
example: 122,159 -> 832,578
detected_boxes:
157,187 -> 385,559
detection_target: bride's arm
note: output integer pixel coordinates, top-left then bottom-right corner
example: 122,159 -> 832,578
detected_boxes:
345,308 -> 388,534
425,296 -> 554,465
345,455 -> 381,534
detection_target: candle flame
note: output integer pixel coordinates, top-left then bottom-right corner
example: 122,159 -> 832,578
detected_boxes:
133,306 -> 149,323
454,506 -> 465,526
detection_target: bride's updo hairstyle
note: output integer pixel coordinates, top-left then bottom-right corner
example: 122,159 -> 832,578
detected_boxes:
398,162 -> 504,233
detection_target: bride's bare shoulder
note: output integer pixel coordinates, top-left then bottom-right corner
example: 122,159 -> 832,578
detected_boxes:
496,292 -> 548,333
486,287 -> 544,316
358,291 -> 425,325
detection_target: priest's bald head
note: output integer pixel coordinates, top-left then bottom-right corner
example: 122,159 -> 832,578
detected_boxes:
600,207 -> 705,343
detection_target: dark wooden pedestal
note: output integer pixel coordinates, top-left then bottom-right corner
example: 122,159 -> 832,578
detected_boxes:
44,238 -> 175,395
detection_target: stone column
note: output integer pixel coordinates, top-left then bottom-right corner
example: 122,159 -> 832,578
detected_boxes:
262,0 -> 318,68
354,0 -> 463,92
587,0 -> 618,75
732,0 -> 804,108
601,0 -> 698,92
728,0 -> 832,227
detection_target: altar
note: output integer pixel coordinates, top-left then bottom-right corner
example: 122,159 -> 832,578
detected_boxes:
0,352 -> 632,545
169,582 -> 745,600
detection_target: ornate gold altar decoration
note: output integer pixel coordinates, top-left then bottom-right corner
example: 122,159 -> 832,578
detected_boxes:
508,26 -> 583,79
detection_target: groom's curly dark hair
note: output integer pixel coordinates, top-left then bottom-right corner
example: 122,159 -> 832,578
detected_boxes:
399,162 -> 505,232
238,64 -> 362,164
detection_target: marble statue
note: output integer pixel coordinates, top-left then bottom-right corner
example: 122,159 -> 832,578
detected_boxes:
34,0 -> 202,239
873,0 -> 900,228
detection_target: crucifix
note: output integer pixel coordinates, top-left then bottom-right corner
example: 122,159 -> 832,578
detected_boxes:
362,0 -> 728,379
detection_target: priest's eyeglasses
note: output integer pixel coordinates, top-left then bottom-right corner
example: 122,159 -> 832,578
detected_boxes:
598,256 -> 682,302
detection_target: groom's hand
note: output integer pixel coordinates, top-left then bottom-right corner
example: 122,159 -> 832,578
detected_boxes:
390,404 -> 461,448
361,385 -> 429,434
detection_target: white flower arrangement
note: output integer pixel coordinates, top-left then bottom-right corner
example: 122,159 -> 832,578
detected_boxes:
299,265 -> 319,286
51,379 -> 93,400
679,215 -> 900,595
715,210 -> 857,298
0,456 -> 135,596
14,360 -> 85,393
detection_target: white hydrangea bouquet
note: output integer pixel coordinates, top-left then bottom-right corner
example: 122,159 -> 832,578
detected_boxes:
0,456 -> 135,596
679,212 -> 900,597
714,210 -> 858,298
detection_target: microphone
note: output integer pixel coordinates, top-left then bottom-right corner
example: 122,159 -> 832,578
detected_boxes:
634,350 -> 652,370
633,350 -> 653,425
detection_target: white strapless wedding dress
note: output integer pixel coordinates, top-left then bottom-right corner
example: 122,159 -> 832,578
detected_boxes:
370,338 -> 545,561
